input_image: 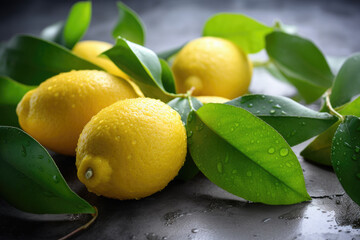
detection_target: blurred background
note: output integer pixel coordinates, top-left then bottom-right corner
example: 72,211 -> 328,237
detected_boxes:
1,0 -> 359,56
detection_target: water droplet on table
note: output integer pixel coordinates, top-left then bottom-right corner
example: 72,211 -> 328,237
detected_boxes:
191,228 -> 199,233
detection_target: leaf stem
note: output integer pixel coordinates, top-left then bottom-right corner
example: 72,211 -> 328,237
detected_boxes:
326,90 -> 344,121
58,206 -> 98,240
252,59 -> 271,68
186,87 -> 196,111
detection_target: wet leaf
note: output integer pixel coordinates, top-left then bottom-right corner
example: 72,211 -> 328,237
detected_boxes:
0,35 -> 101,86
0,76 -> 35,127
266,32 -> 334,103
103,37 -> 173,102
331,116 -> 360,206
112,2 -> 145,45
188,104 -> 310,205
330,53 -> 360,108
0,127 -> 95,214
168,97 -> 203,181
176,152 -> 199,181
301,96 -> 360,166
167,97 -> 202,125
160,59 -> 176,94
41,1 -> 92,49
203,13 -> 273,53
227,94 -> 338,146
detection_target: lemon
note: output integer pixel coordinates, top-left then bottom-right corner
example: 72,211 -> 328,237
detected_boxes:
72,40 -> 144,97
172,37 -> 252,99
16,70 -> 139,156
196,96 -> 230,104
76,98 -> 187,200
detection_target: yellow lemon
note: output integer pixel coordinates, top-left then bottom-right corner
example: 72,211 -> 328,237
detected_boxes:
76,98 -> 187,200
196,96 -> 230,104
16,70 -> 139,156
72,40 -> 144,97
172,37 -> 252,99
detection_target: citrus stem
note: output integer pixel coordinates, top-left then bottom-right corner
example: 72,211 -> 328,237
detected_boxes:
326,90 -> 344,121
252,60 -> 271,68
186,87 -> 196,111
58,207 -> 98,240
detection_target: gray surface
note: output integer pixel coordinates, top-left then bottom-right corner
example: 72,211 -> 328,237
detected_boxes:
1,0 -> 360,239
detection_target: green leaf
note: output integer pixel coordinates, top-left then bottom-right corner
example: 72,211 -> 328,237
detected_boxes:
112,2 -> 145,45
160,59 -> 176,94
103,37 -> 173,102
266,32 -> 334,103
188,104 -> 310,205
203,13 -> 273,53
167,97 -> 202,125
264,62 -> 289,83
0,76 -> 35,127
41,2 -> 92,49
176,152 -> 199,181
331,116 -> 360,206
301,123 -> 338,166
0,126 -> 95,214
226,94 -> 338,146
301,96 -> 360,166
168,97 -> 202,181
0,35 -> 101,86
63,1 -> 92,49
330,53 -> 360,108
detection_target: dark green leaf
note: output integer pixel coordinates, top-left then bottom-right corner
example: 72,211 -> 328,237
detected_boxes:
264,62 -> 289,83
301,123 -> 338,166
103,37 -> 173,102
40,2 -> 91,49
0,126 -> 95,214
0,35 -> 101,86
176,152 -> 199,181
168,97 -> 202,181
63,1 -> 92,49
203,13 -> 273,53
160,59 -> 176,94
112,2 -> 145,45
188,104 -> 310,205
226,94 -> 338,146
301,96 -> 360,166
331,116 -> 360,206
157,44 -> 185,61
167,97 -> 202,125
0,76 -> 35,127
266,32 -> 334,103
330,53 -> 360,108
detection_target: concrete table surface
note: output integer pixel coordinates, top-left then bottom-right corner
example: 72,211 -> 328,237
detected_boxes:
1,0 -> 360,239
